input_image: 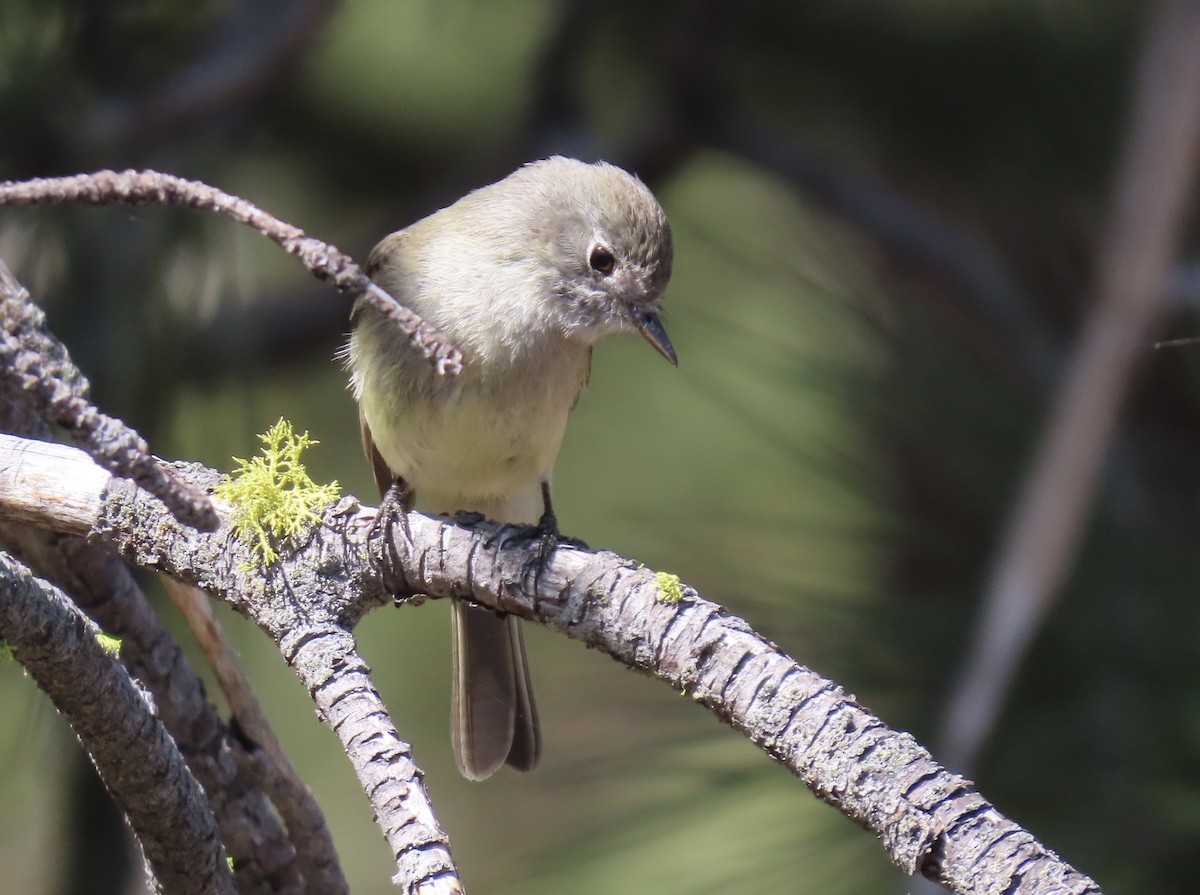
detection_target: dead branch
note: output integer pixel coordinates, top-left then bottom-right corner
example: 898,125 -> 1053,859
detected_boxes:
0,267 -> 342,894
161,577 -> 346,895
0,259 -> 218,530
0,549 -> 235,895
0,169 -> 462,375
0,432 -> 1102,895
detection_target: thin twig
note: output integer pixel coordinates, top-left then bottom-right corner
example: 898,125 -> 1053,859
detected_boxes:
0,169 -> 462,375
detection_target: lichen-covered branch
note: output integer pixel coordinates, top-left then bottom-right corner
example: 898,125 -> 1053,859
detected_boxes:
0,550 -> 235,895
0,432 -> 1103,895
0,390 -> 339,894
95,452 -> 457,895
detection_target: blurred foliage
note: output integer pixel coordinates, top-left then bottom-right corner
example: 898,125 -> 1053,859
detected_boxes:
2,1 -> 1200,894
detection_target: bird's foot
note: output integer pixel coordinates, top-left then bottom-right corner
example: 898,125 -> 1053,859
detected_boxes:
480,483 -> 588,589
520,506 -> 589,590
372,478 -> 415,597
372,477 -> 414,543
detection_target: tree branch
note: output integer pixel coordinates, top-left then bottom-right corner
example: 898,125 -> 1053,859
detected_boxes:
0,258 -> 219,530
0,434 -> 457,893
0,322 -> 340,892
0,523 -> 317,895
0,170 -> 462,375
83,0 -> 338,142
0,549 -> 235,895
160,576 -> 346,895
0,432 -> 1103,895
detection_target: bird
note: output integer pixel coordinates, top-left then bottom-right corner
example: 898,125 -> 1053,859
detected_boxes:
345,156 -> 675,779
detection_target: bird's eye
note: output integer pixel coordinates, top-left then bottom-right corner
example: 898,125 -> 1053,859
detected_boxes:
588,244 -> 616,275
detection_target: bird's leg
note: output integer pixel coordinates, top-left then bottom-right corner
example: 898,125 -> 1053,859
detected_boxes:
484,483 -> 589,589
534,481 -> 559,539
372,476 -> 416,601
519,482 -> 589,588
378,476 -> 415,537
534,481 -> 589,549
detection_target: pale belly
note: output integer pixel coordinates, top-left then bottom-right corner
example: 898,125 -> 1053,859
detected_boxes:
359,355 -> 587,519
365,390 -> 563,505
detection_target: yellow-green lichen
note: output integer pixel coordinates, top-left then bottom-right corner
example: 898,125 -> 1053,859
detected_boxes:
655,571 -> 684,604
96,632 -> 122,656
214,419 -> 340,566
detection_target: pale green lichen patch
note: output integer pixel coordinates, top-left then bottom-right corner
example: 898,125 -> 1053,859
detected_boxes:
214,419 -> 341,566
655,571 -> 684,604
96,632 -> 122,656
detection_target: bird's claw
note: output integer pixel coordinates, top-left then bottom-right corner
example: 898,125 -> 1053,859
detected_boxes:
372,478 -> 415,594
372,478 -> 414,540
521,509 -> 589,590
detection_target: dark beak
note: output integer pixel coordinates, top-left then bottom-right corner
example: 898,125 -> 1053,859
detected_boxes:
635,310 -> 677,366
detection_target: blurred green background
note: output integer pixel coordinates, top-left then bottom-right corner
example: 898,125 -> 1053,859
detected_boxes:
2,1 -> 1199,893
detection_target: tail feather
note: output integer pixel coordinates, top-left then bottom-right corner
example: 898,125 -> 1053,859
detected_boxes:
451,602 -> 540,779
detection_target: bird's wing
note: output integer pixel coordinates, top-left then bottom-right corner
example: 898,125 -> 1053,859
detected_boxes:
360,411 -> 396,498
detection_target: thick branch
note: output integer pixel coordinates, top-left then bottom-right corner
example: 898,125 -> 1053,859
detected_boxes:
0,377 -> 331,895
0,551 -> 234,895
54,444 -> 459,894
0,433 -> 1102,895
161,577 -> 346,895
279,627 -> 460,894
375,518 -> 1099,895
1,524 -> 313,895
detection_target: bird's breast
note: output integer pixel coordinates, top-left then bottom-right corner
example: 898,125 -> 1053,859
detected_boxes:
354,325 -> 590,515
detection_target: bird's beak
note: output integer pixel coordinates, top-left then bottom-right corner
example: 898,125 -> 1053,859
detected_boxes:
635,309 -> 677,366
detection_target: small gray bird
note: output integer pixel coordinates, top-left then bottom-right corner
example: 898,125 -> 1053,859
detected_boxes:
346,156 -> 675,780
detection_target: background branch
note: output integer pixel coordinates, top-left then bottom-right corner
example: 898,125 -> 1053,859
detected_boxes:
83,0 -> 337,142
938,0 -> 1200,775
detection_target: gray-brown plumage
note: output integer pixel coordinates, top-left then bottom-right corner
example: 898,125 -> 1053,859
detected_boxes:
345,157 -> 674,780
